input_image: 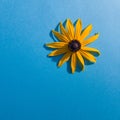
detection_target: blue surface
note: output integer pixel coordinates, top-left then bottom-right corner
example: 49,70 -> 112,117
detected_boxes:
0,0 -> 120,120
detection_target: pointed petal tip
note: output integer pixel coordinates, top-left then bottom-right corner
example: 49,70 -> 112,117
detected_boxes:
92,57 -> 96,63
86,24 -> 92,29
45,43 -> 50,47
67,18 -> 72,22
52,30 -> 55,33
59,22 -> 62,25
97,51 -> 101,55
47,54 -> 50,57
93,60 -> 96,63
66,18 -> 69,22
48,52 -> 56,57
57,62 -> 62,67
72,71 -> 75,74
59,22 -> 63,28
82,67 -> 85,71
57,64 -> 61,67
94,50 -> 101,55
89,24 -> 93,28
45,43 -> 48,47
95,32 -> 100,37
45,43 -> 53,47
77,18 -> 82,22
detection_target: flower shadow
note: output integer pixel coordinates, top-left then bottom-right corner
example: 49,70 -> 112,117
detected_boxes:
49,23 -> 60,42
66,58 -> 95,74
67,60 -> 83,74
43,44 -> 62,66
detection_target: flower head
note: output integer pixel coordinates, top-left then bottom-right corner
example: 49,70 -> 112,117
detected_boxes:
46,19 -> 100,73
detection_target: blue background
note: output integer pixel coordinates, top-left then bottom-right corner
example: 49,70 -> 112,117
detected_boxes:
0,0 -> 120,120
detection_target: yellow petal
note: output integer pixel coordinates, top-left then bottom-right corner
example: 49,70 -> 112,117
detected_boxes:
66,19 -> 74,40
82,33 -> 99,46
76,51 -> 84,70
46,42 -> 67,48
52,30 -> 69,42
60,22 -> 71,40
81,46 -> 100,55
48,48 -> 68,56
80,50 -> 96,63
58,52 -> 71,67
80,24 -> 92,41
71,53 -> 77,73
75,19 -> 82,40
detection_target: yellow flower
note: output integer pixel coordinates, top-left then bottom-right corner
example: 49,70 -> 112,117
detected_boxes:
46,19 -> 100,73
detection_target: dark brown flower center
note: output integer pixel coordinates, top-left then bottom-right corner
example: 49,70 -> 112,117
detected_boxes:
68,40 -> 81,52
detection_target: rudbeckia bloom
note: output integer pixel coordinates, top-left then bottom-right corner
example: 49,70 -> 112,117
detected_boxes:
46,19 -> 100,73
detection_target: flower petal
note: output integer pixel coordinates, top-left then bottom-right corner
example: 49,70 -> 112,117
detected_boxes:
80,50 -> 96,63
75,19 -> 82,40
58,52 -> 71,67
81,46 -> 100,55
71,53 -> 77,73
48,48 -> 68,56
52,30 -> 69,42
82,33 -> 99,46
46,42 -> 67,48
76,51 -> 84,70
80,24 -> 92,41
60,22 -> 71,40
66,19 -> 74,40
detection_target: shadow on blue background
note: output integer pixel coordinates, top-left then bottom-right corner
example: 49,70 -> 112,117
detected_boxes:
0,0 -> 120,120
